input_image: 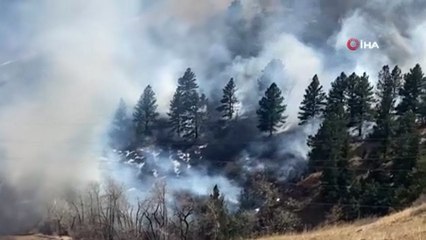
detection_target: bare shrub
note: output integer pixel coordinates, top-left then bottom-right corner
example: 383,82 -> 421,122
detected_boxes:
42,179 -> 179,240
170,192 -> 195,240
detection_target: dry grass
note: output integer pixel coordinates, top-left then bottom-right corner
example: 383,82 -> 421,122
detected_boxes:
0,234 -> 71,240
258,203 -> 426,240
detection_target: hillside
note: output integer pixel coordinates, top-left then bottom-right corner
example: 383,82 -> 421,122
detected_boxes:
2,204 -> 425,240
258,202 -> 426,240
0,235 -> 71,240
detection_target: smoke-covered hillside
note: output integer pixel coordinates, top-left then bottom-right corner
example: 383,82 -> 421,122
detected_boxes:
1,0 -> 426,238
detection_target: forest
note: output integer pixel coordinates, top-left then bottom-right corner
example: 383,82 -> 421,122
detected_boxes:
1,0 -> 426,239
90,63 -> 426,239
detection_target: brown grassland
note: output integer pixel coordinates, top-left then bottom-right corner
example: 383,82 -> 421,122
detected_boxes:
258,203 -> 426,240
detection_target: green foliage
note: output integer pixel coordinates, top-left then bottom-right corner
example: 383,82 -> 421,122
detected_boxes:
318,112 -> 350,203
325,72 -> 348,115
391,110 -> 422,209
256,83 -> 287,136
308,74 -> 348,172
169,88 -> 184,137
217,78 -> 239,121
238,173 -> 302,237
372,66 -> 401,143
346,72 -> 374,137
109,99 -> 133,149
358,66 -> 402,217
374,66 -> 401,156
168,68 -> 201,141
195,185 -> 234,240
298,74 -> 326,125
397,64 -> 425,117
133,85 -> 159,137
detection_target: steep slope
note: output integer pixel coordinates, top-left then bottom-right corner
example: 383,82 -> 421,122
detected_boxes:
258,202 -> 426,240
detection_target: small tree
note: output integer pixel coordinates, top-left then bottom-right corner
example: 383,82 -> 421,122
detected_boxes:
298,74 -> 326,125
217,78 -> 239,121
196,185 -> 232,240
133,85 -> 159,137
256,83 -> 287,136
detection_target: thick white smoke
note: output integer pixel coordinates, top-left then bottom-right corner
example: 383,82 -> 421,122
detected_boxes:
1,0 -> 426,233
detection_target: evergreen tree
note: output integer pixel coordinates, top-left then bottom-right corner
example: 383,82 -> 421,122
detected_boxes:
348,72 -> 374,137
256,83 -> 287,136
346,72 -> 359,128
217,78 -> 239,120
371,65 -> 401,155
308,74 -> 348,172
362,66 -> 402,217
325,72 -> 348,115
397,64 -> 425,117
168,89 -> 183,137
334,136 -> 363,220
133,85 -> 159,137
371,66 -> 400,151
391,110 -> 422,209
109,99 -> 133,149
307,75 -> 355,216
168,68 -> 201,141
197,185 -> 232,240
318,110 -> 349,203
298,74 -> 326,125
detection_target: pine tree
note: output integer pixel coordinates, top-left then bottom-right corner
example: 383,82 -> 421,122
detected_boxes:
346,72 -> 359,128
298,74 -> 326,125
335,136 -> 360,220
391,110 -> 422,209
319,110 -> 349,203
256,83 -> 287,136
371,65 -> 401,153
397,64 -> 425,117
217,78 -> 238,120
308,74 -> 348,172
350,72 -> 374,137
308,81 -> 353,213
168,89 -> 183,137
362,66 -> 402,217
197,185 -> 231,240
109,99 -> 133,149
133,85 -> 159,137
168,68 -> 201,141
325,72 -> 348,115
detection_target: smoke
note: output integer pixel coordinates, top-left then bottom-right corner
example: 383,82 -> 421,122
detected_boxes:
0,0 -> 142,233
1,0 -> 426,234
101,146 -> 241,204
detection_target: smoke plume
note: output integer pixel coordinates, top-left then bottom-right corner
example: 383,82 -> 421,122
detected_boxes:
1,0 -> 426,234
